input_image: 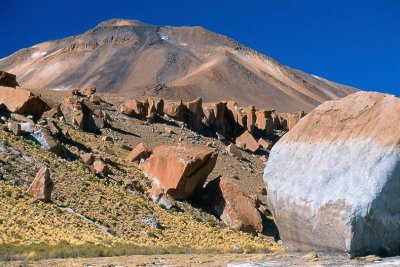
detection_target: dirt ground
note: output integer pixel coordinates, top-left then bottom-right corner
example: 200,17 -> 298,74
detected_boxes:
3,253 -> 400,267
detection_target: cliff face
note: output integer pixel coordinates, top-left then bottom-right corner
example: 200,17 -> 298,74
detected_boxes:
0,19 -> 357,112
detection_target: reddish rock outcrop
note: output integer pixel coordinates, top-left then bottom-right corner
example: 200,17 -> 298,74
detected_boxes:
142,144 -> 218,200
204,176 -> 263,233
27,167 -> 54,203
235,131 -> 260,153
186,98 -> 203,130
163,100 -> 188,122
0,87 -> 50,120
80,84 -> 96,96
287,111 -> 305,130
120,99 -> 146,118
125,143 -> 152,162
256,109 -> 274,135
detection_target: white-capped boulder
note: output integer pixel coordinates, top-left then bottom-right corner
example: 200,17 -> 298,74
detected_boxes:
264,92 -> 400,257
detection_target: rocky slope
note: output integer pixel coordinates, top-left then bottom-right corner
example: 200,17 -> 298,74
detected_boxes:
0,19 -> 357,112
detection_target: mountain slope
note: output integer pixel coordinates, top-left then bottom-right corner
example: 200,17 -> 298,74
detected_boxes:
0,19 -> 357,112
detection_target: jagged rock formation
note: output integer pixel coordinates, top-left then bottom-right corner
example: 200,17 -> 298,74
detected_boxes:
264,91 -> 400,257
204,176 -> 263,233
142,144 -> 218,200
0,86 -> 50,120
27,166 -> 54,203
0,19 -> 357,112
0,71 -> 19,88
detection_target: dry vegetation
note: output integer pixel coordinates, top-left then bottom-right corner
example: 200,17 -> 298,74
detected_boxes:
0,122 -> 280,261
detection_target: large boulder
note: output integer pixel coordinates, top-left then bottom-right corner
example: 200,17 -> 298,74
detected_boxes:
142,144 -> 218,200
204,176 -> 263,233
264,92 -> 400,257
235,131 -> 259,153
120,99 -> 146,118
0,87 -> 50,120
185,98 -> 203,130
27,167 -> 53,203
0,71 -> 19,88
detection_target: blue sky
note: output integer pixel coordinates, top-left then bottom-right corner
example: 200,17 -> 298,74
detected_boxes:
1,0 -> 399,95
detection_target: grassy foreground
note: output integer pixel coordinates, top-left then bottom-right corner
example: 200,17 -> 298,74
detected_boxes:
0,124 -> 280,261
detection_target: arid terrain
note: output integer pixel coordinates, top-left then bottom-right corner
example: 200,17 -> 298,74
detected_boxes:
0,19 -> 357,112
0,18 -> 398,267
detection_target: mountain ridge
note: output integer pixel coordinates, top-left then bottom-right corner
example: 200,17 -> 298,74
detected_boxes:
0,19 -> 358,112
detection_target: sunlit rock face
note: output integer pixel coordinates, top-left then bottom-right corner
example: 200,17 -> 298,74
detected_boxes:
264,92 -> 400,257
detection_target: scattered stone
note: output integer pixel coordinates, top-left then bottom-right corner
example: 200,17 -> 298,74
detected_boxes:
102,136 -> 113,142
235,131 -> 259,153
136,215 -> 164,229
89,94 -> 102,103
142,144 -> 218,200
81,153 -> 94,165
258,138 -> 273,150
164,127 -> 175,135
27,167 -> 53,203
264,92 -> 400,256
125,142 -> 152,162
7,122 -> 22,136
93,159 -> 109,175
226,143 -> 242,159
204,176 -> 263,233
30,128 -> 63,156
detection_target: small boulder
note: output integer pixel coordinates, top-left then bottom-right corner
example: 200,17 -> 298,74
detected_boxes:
142,144 -> 218,200
125,142 -> 152,162
93,159 -> 109,175
235,131 -> 260,153
204,176 -> 263,233
226,143 -> 242,159
81,153 -> 94,165
101,135 -> 113,142
258,138 -> 273,150
89,94 -> 102,103
30,128 -> 63,156
27,167 -> 53,203
7,122 -> 22,136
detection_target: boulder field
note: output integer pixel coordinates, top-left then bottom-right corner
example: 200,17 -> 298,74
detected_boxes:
264,92 -> 400,257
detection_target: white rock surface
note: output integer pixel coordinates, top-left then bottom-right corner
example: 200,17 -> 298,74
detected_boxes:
263,92 -> 400,257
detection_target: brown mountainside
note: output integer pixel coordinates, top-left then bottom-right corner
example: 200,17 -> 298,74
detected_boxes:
0,19 -> 357,112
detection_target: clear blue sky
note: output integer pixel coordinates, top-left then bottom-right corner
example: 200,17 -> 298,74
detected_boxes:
1,0 -> 399,96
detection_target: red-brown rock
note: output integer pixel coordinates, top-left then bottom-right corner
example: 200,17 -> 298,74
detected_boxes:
0,87 -> 50,120
27,167 -> 54,203
186,98 -> 203,130
204,176 -> 263,233
235,131 -> 260,153
287,111 -> 305,130
142,144 -> 218,200
93,159 -> 109,175
258,138 -> 273,150
256,109 -> 274,134
120,99 -> 146,118
80,84 -> 96,96
163,100 -> 188,122
125,142 -> 152,162
226,143 -> 242,159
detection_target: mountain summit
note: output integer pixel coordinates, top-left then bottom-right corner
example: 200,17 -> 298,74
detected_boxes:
0,19 -> 357,112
